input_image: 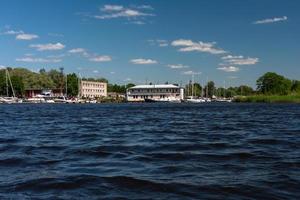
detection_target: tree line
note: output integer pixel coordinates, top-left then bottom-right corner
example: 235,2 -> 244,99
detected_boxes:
1,67 -> 299,98
185,72 -> 300,98
0,67 -> 135,97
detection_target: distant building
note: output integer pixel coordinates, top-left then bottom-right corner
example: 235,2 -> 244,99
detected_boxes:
126,84 -> 184,102
80,80 -> 107,98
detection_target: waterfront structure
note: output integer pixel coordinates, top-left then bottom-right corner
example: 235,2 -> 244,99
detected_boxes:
126,84 -> 184,102
80,80 -> 107,98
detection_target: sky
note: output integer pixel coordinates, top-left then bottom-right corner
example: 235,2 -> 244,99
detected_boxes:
0,0 -> 299,88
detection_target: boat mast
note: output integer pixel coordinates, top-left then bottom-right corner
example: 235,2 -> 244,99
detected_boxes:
65,74 -> 68,97
5,69 -> 8,97
206,77 -> 208,98
191,74 -> 194,99
6,69 -> 16,97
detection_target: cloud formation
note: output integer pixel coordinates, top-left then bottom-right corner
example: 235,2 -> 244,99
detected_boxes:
148,39 -> 168,47
221,55 -> 259,65
69,48 -> 86,53
183,70 -> 201,75
16,33 -> 39,40
254,16 -> 287,24
30,43 -> 65,51
95,4 -> 154,24
89,55 -> 112,62
171,39 -> 226,54
130,58 -> 157,64
167,64 -> 189,69
16,57 -> 61,63
0,29 -> 24,35
217,66 -> 239,72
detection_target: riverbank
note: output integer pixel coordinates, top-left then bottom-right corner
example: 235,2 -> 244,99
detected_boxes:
234,94 -> 300,103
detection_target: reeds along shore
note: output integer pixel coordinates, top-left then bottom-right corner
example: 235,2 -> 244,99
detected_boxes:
234,94 -> 300,103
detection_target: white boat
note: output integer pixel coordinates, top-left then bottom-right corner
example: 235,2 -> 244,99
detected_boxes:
186,98 -> 206,103
54,96 -> 67,103
26,97 -> 45,103
0,69 -> 20,104
0,97 -> 19,104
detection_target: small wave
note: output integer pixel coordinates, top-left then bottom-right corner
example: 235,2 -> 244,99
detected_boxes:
0,158 -> 26,167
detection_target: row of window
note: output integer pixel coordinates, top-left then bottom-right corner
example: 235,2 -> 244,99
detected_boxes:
83,94 -> 105,98
82,89 -> 105,93
132,95 -> 167,99
129,89 -> 179,93
82,83 -> 105,88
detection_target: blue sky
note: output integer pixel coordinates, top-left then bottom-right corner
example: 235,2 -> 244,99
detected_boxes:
0,0 -> 299,87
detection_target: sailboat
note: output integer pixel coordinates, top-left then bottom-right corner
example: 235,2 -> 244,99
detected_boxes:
0,69 -> 19,104
186,74 -> 205,103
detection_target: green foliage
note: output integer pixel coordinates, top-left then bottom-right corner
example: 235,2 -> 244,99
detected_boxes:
108,83 -> 136,93
185,82 -> 202,97
10,75 -> 24,97
234,95 -> 300,103
204,81 -> 215,98
82,77 -> 108,83
291,80 -> 300,94
257,72 -> 292,95
67,73 -> 79,97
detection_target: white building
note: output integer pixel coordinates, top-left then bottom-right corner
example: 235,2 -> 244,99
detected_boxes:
80,80 -> 107,98
126,84 -> 184,102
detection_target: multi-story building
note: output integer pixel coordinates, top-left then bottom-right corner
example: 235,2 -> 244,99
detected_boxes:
126,84 -> 184,102
80,80 -> 107,98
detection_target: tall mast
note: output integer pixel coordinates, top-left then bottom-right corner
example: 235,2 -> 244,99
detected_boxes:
191,74 -> 194,98
224,80 -> 226,98
6,69 -> 15,97
206,77 -> 208,98
66,75 -> 68,97
5,69 -> 8,97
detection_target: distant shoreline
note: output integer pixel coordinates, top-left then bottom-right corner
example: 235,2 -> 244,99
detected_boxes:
234,95 -> 300,103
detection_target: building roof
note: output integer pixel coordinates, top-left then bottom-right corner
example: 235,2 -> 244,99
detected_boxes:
129,84 -> 180,89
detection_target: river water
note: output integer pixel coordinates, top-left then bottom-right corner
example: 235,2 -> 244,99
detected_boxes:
0,103 -> 299,199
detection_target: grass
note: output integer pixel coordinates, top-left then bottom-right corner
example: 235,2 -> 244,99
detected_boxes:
234,94 -> 300,103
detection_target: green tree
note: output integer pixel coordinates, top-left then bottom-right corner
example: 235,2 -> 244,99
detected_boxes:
237,85 -> 254,96
67,73 -> 79,97
257,72 -> 292,95
291,80 -> 300,94
10,75 -> 24,97
204,81 -> 216,98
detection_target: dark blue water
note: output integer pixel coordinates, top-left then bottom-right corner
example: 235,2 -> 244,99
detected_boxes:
0,103 -> 299,199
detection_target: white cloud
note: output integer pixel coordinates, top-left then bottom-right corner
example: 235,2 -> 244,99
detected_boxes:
228,76 -> 238,79
254,16 -> 288,24
171,39 -> 226,54
130,58 -> 157,64
221,55 -> 259,65
69,48 -> 86,53
0,65 -> 7,69
1,29 -> 24,35
93,70 -> 99,73
167,64 -> 189,69
217,66 -> 239,72
110,71 -> 115,74
101,5 -> 124,12
30,43 -> 65,51
16,33 -> 39,40
89,55 -> 112,62
16,57 -> 62,63
148,39 -> 168,47
183,70 -> 202,75
95,4 -> 154,24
